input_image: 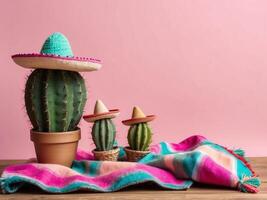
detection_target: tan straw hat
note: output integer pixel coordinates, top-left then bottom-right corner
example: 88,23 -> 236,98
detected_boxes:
83,100 -> 119,122
122,106 -> 155,126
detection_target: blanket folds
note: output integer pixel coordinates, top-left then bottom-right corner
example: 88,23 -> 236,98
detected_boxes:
0,135 -> 260,193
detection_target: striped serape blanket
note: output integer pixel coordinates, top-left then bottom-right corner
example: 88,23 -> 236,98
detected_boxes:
0,135 -> 260,193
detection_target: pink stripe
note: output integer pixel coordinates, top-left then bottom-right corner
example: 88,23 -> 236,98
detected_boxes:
5,164 -> 109,188
150,144 -> 161,154
11,53 -> 101,63
99,161 -> 137,175
196,156 -> 233,187
116,164 -> 185,185
4,163 -> 186,189
170,135 -> 206,152
76,150 -> 94,161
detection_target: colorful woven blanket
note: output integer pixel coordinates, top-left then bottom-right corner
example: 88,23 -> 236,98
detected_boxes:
0,135 -> 260,193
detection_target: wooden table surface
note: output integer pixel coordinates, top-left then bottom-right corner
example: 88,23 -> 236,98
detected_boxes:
0,157 -> 266,200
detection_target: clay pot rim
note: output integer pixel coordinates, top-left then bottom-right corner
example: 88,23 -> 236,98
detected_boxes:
124,146 -> 151,154
31,128 -> 80,135
92,146 -> 120,154
31,128 -> 81,144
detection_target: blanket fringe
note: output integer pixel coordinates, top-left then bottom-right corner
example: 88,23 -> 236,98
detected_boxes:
223,147 -> 255,176
233,149 -> 245,157
238,176 -> 260,193
0,177 -> 6,194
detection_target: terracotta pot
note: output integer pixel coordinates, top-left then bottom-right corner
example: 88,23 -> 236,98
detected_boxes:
92,147 -> 120,161
124,147 -> 150,162
30,128 -> 81,167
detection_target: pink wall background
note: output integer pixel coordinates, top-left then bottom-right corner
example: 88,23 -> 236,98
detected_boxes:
1,0 -> 267,158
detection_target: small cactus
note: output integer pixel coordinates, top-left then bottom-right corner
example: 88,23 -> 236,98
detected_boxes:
25,69 -> 87,132
127,122 -> 152,151
92,119 -> 116,151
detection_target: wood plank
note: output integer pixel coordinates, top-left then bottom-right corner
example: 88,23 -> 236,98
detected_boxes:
249,157 -> 267,182
0,185 -> 266,200
0,157 -> 266,199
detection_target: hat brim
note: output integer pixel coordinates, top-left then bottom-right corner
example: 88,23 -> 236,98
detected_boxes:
122,115 -> 156,126
12,54 -> 102,72
83,109 -> 120,122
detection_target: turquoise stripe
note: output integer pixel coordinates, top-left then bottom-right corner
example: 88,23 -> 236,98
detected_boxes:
88,161 -> 101,176
109,172 -> 192,191
236,160 -> 253,180
72,161 -> 87,174
183,151 -> 202,177
72,161 -> 100,176
139,153 -> 158,163
118,146 -> 126,160
160,142 -> 172,154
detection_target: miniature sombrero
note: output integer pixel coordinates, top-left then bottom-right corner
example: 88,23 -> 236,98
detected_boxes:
83,100 -> 119,122
12,32 -> 102,72
122,106 -> 156,126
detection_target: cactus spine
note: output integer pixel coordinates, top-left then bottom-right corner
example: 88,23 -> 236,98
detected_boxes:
25,69 -> 87,132
127,122 -> 152,151
91,119 -> 116,151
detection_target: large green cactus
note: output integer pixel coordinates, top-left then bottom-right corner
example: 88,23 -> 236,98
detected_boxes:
92,119 -> 116,151
127,123 -> 152,151
25,69 -> 87,132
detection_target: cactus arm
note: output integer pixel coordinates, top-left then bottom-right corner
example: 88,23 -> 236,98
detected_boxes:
44,70 -> 56,131
68,72 -> 87,130
140,123 -> 147,151
79,73 -> 87,124
25,69 -> 44,131
109,119 -> 116,148
104,119 -> 110,151
80,78 -> 87,116
136,123 -> 143,150
100,120 -> 106,151
61,71 -> 74,131
92,120 -> 101,151
142,123 -> 152,151
44,70 -> 74,132
127,126 -> 133,149
106,119 -> 115,150
128,124 -> 137,150
147,125 -> 152,150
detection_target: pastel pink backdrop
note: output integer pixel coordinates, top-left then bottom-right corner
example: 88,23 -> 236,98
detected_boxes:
0,0 -> 266,158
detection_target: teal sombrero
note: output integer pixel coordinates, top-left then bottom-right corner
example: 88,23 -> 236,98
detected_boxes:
12,32 -> 102,72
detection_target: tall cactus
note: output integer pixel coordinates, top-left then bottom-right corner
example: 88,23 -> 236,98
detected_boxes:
127,122 -> 152,151
91,119 -> 116,151
25,69 -> 87,132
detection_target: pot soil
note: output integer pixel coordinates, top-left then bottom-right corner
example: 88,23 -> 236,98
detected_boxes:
30,128 -> 81,167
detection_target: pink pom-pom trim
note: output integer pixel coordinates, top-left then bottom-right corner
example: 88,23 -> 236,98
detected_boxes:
12,53 -> 101,64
